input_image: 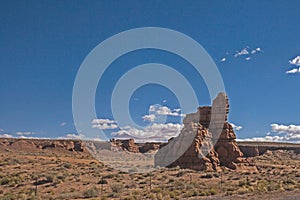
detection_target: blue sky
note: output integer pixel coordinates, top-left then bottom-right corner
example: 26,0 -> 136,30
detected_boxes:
1,0 -> 300,142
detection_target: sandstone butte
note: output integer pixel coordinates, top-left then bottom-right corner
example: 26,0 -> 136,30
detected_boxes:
155,92 -> 257,172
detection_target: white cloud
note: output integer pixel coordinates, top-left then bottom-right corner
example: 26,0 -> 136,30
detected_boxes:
173,108 -> 181,113
58,133 -> 84,140
92,123 -> 118,130
251,47 -> 262,54
163,99 -> 167,103
230,123 -> 242,131
286,67 -> 300,74
60,122 -> 67,127
0,129 -> 4,132
142,105 -> 185,122
0,132 -> 97,141
238,135 -> 286,142
285,55 -> 300,74
18,136 -> 36,139
221,46 -> 262,63
16,131 -> 35,136
142,114 -> 156,122
289,56 -> 300,66
92,119 -> 116,124
0,134 -> 13,138
239,124 -> 300,143
271,124 -> 300,135
152,105 -> 185,117
92,118 -> 118,130
111,123 -> 183,142
234,48 -> 249,57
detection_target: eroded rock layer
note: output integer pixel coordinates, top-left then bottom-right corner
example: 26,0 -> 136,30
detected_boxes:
166,123 -> 220,171
155,92 -> 255,171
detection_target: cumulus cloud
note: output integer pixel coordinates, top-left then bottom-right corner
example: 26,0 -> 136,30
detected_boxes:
286,55 -> 300,74
91,118 -> 118,130
220,57 -> 226,62
156,106 -> 183,116
271,124 -> 300,135
289,56 -> 300,66
251,47 -> 262,54
286,67 -> 300,74
239,124 -> 300,143
230,123 -> 242,131
142,105 -> 185,122
111,123 -> 183,142
234,48 -> 249,57
0,134 -> 13,138
92,123 -> 118,130
16,131 -> 35,136
142,114 -> 156,122
92,119 -> 116,124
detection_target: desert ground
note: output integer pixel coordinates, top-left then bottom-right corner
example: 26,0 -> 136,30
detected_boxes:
0,139 -> 300,200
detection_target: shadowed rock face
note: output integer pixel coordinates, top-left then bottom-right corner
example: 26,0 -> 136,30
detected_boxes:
110,139 -> 140,153
155,92 -> 254,171
165,123 -> 220,171
138,142 -> 162,153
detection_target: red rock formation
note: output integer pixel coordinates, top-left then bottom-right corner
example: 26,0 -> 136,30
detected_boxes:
73,140 -> 85,152
110,139 -> 140,153
9,139 -> 37,152
166,123 -> 220,171
0,139 -> 87,154
214,123 -> 244,169
138,142 -> 162,153
197,93 -> 246,170
156,92 -> 256,171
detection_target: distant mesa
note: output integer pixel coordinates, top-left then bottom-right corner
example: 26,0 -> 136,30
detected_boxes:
0,139 -> 86,154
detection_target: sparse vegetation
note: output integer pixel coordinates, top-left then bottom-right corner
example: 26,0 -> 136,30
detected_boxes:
0,139 -> 299,199
110,183 -> 124,193
83,187 -> 100,198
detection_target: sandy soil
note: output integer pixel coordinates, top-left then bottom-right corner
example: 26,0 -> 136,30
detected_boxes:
0,139 -> 299,199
